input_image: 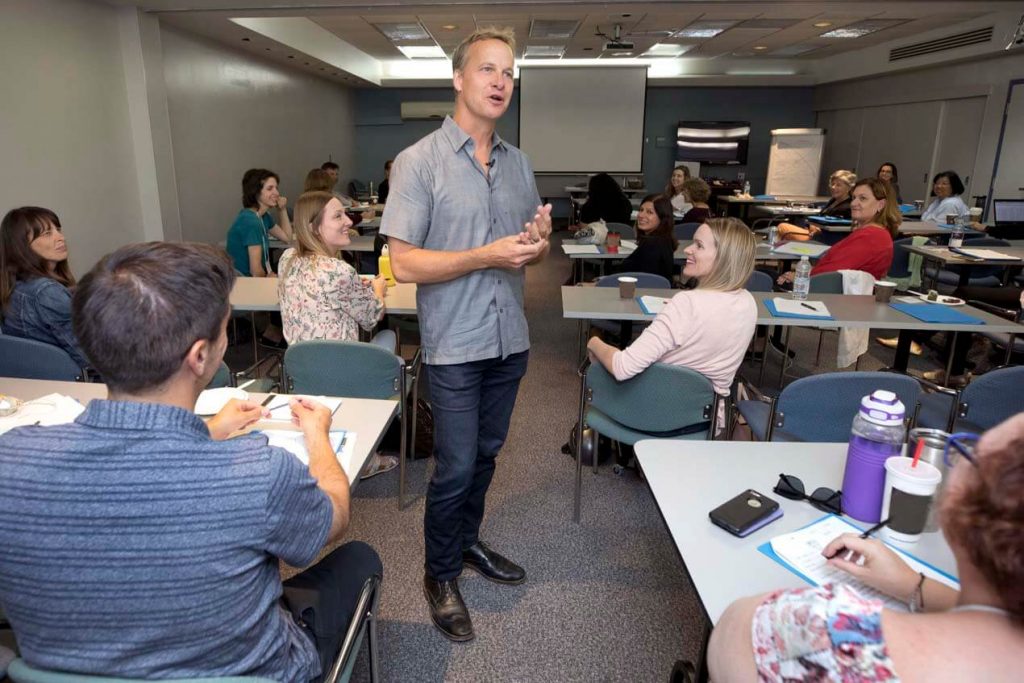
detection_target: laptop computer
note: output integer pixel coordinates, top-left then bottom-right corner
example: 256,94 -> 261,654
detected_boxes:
991,199 -> 1024,239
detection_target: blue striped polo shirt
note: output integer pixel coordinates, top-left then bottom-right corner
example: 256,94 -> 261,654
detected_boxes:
0,399 -> 332,681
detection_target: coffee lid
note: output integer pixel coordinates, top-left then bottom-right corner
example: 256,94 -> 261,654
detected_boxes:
885,456 -> 942,484
859,390 -> 905,426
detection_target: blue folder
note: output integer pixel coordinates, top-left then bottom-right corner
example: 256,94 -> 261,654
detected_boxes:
636,296 -> 669,315
764,299 -> 834,321
753,194 -> 776,200
899,204 -> 916,213
807,215 -> 852,226
889,302 -> 985,325
757,514 -> 960,587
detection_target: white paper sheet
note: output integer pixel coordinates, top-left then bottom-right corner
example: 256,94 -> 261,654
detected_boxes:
263,395 -> 343,422
562,244 -> 601,255
770,515 -> 959,611
0,394 -> 85,435
620,240 -> 638,252
771,298 -> 832,317
263,429 -> 358,477
770,242 -> 831,257
953,248 -> 1020,261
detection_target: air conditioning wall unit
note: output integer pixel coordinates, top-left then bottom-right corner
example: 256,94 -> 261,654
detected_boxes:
400,101 -> 455,120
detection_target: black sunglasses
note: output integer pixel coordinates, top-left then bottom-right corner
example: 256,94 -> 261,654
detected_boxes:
774,473 -> 843,515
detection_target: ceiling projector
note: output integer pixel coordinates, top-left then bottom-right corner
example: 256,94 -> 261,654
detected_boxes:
604,40 -> 635,51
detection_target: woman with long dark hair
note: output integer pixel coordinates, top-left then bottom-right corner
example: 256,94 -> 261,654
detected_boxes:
0,206 -> 89,368
615,193 -> 678,282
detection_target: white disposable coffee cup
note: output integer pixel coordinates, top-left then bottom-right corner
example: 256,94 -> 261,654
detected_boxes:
874,280 -> 897,303
880,457 -> 942,544
969,207 -> 983,218
618,276 -> 638,299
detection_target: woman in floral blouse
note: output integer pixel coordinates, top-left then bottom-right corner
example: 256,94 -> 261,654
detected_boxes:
279,190 -> 396,478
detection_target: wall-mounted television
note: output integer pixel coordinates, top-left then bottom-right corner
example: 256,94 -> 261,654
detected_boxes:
676,121 -> 751,165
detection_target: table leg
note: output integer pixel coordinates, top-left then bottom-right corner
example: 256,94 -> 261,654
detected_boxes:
957,265 -> 973,288
777,327 -> 793,388
892,330 -> 913,372
758,326 -> 771,387
250,313 -> 259,368
944,331 -> 958,386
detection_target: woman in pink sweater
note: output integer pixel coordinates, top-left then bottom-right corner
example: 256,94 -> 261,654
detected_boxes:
587,217 -> 758,398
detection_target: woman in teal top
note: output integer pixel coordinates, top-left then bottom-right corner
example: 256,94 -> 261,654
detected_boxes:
226,168 -> 292,277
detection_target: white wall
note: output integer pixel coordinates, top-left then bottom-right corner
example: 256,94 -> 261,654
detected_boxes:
813,51 -> 1024,208
160,25 -> 357,245
0,0 -> 147,275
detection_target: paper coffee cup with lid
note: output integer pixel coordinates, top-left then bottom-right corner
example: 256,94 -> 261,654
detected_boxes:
880,456 -> 942,544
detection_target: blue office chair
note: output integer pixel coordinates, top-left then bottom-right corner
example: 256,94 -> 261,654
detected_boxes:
0,336 -> 85,381
605,222 -> 634,240
673,222 -> 701,241
207,362 -> 234,389
888,237 -> 914,281
283,339 -> 421,508
735,371 -> 920,442
745,270 -> 774,292
916,366 -> 1024,433
573,360 -> 720,522
924,237 -> 1011,288
6,576 -> 381,683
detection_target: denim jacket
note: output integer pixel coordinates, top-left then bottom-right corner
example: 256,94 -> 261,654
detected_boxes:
2,277 -> 90,369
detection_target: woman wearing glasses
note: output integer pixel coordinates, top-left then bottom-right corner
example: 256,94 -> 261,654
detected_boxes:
708,416 -> 1024,682
0,206 -> 90,369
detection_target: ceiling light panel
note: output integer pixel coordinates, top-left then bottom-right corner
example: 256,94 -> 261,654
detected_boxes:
398,45 -> 447,59
524,45 -> 565,58
820,19 -> 905,39
529,19 -> 580,40
643,43 -> 693,57
374,22 -> 431,42
674,20 -> 737,39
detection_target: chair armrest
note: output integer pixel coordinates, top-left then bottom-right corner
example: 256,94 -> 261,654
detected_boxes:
912,374 -> 959,398
577,357 -> 592,378
404,346 -> 423,375
966,299 -> 1018,321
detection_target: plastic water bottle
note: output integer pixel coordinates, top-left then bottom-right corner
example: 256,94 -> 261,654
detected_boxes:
792,256 -> 811,300
743,180 -> 751,196
841,391 -> 907,522
949,217 -> 965,249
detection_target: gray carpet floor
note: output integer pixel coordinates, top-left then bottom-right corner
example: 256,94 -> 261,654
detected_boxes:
227,231 -> 963,682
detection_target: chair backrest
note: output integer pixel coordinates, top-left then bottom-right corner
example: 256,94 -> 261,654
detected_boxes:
595,272 -> 671,289
958,366 -> 1024,431
605,222 -> 634,240
809,271 -> 844,294
586,362 -> 716,434
0,336 -> 84,381
744,270 -> 774,292
7,659 -> 273,683
284,340 -> 401,400
888,237 -> 913,279
775,371 -> 920,442
674,222 -> 701,241
207,362 -> 233,389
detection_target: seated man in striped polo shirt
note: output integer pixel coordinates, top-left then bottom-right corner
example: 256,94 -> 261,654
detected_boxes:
0,242 -> 379,682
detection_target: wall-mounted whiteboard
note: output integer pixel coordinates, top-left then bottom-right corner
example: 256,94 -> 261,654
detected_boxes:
518,66 -> 647,174
765,128 -> 826,197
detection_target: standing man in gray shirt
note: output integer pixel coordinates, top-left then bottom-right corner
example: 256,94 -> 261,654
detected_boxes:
380,27 -> 552,642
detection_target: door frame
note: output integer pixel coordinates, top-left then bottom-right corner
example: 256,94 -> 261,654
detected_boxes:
986,78 -> 1024,216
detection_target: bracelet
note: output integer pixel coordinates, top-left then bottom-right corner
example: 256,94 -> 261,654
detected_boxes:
907,572 -> 926,613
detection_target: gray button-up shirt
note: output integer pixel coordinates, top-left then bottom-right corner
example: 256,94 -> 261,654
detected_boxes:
381,116 -> 542,365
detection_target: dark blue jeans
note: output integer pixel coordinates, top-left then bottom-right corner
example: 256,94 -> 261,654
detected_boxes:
424,351 -> 529,580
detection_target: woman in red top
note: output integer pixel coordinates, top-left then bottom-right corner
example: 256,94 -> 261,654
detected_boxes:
778,177 -> 898,284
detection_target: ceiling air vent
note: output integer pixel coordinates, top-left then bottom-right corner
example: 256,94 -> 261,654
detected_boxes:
889,27 -> 994,61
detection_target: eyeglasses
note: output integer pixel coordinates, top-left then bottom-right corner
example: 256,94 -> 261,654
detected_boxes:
944,432 -> 979,467
774,473 -> 843,514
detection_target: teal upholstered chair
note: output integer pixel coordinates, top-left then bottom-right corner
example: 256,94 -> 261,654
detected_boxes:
7,574 -> 382,683
283,338 -> 420,507
0,336 -> 84,381
573,360 -> 720,522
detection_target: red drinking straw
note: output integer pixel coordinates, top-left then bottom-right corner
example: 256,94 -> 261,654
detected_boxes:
911,438 -> 925,468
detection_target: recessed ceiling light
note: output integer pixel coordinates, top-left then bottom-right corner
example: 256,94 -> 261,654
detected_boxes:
524,45 -> 566,59
529,19 -> 580,40
642,43 -> 693,58
441,24 -> 458,30
813,21 -> 833,28
373,22 -> 431,41
674,20 -> 736,39
397,45 -> 447,59
820,19 -> 903,39
753,46 -> 768,51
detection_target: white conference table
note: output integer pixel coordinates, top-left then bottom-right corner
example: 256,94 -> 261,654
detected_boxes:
904,244 -> 1024,288
717,194 -> 829,220
230,277 -> 418,315
561,286 -> 1024,383
813,220 -> 984,238
0,377 -> 398,489
633,439 -> 955,680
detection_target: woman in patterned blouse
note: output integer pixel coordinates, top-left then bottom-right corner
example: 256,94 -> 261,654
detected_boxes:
278,191 -> 396,479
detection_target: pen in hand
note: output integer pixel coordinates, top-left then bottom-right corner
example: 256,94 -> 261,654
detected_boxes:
826,518 -> 890,559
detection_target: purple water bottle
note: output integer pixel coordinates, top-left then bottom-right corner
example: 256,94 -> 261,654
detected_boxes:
841,390 -> 907,523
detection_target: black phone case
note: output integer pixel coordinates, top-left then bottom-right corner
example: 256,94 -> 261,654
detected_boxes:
709,489 -> 782,537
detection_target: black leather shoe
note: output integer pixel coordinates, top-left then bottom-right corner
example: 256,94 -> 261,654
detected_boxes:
423,575 -> 474,642
462,541 -> 526,585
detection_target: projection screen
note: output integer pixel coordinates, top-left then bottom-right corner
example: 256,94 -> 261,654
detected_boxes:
517,66 -> 647,174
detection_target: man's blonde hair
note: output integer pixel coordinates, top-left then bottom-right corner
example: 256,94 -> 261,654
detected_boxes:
696,217 -> 756,292
451,27 -> 516,72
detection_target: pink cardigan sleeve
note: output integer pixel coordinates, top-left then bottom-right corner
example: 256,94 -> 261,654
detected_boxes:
611,294 -> 695,380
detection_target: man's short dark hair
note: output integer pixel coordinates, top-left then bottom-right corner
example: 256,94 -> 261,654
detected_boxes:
73,242 -> 236,394
241,168 -> 278,209
321,161 -> 340,172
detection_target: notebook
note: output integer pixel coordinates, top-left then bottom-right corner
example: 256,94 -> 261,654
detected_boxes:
262,429 -> 358,475
769,242 -> 831,258
562,244 -> 601,255
765,298 -> 833,320
637,295 -> 670,315
948,247 -> 1021,262
757,514 -> 959,611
